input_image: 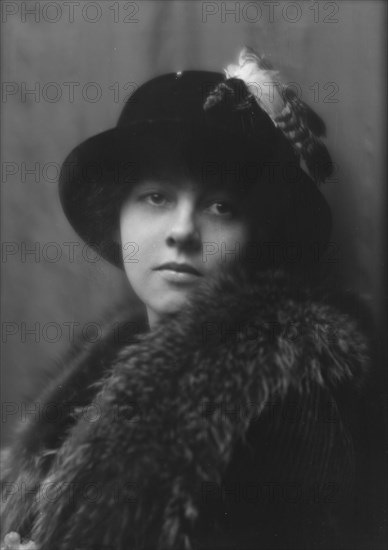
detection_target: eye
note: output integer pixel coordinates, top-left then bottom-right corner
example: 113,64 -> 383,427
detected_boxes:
205,201 -> 235,217
142,193 -> 168,206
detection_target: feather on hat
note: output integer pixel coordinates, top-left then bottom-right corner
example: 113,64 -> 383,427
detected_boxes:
208,47 -> 334,184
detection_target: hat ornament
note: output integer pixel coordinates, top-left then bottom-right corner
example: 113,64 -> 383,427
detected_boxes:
205,47 -> 334,184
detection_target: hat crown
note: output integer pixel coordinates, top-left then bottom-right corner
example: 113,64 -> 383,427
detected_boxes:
116,70 -> 278,149
117,71 -> 224,127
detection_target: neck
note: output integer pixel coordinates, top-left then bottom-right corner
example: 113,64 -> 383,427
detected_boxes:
146,308 -> 161,330
147,307 -> 182,331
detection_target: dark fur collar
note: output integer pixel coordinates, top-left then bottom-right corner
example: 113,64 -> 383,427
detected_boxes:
1,266 -> 370,549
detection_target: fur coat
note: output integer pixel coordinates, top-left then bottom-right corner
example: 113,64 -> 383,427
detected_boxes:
0,265 -> 372,550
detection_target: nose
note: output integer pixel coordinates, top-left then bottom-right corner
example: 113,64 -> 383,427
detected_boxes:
166,201 -> 201,250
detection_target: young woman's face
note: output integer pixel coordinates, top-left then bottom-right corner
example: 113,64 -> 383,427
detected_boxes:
119,176 -> 250,327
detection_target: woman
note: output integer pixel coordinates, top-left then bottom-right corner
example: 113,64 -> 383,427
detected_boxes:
1,49 -> 373,550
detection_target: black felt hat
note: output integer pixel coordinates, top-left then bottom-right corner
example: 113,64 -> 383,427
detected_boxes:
59,71 -> 332,268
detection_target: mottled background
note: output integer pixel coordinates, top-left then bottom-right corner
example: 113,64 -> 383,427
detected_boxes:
1,0 -> 386,444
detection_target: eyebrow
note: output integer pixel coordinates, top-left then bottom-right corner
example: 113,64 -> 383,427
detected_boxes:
133,179 -> 241,197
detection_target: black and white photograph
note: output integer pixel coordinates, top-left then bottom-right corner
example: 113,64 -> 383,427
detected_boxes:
1,1 -> 386,549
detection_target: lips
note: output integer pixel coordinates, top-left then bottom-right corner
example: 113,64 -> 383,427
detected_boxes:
155,262 -> 202,276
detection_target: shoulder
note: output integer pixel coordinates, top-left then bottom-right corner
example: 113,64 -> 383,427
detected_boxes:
1,303 -> 147,482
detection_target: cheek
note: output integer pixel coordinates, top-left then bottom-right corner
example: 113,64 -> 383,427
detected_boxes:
120,208 -> 160,255
120,211 -> 147,284
119,209 -> 169,297
202,222 -> 249,268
